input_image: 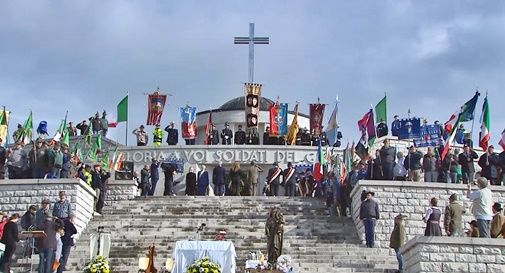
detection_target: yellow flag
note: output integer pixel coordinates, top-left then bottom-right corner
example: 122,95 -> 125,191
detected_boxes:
286,104 -> 299,145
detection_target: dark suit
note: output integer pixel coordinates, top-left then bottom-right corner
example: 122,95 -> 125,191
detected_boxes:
266,167 -> 282,196
1,221 -> 19,273
283,168 -> 296,197
458,150 -> 478,183
478,153 -> 500,184
234,130 -> 246,145
164,127 -> 178,145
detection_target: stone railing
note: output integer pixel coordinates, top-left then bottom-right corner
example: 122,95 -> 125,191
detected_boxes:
400,236 -> 505,273
350,180 -> 505,248
105,179 -> 139,204
0,178 -> 96,235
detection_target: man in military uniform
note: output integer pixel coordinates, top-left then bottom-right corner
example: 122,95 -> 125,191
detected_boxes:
247,161 -> 263,196
164,122 -> 178,145
221,122 -> 233,145
208,124 -> 220,145
153,124 -> 163,147
234,125 -> 246,145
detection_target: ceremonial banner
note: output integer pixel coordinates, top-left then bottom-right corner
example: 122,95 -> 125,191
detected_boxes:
309,103 -> 325,135
180,106 -> 197,139
413,125 -> 443,148
147,92 -> 167,125
397,118 -> 421,140
37,121 -> 48,135
286,103 -> 299,145
357,109 -> 376,146
269,102 -> 288,137
244,83 -> 262,133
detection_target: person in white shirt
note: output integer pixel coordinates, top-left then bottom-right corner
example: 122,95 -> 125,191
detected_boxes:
54,226 -> 65,272
467,177 -> 493,238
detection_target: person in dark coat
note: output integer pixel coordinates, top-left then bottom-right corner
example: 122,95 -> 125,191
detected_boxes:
266,162 -> 282,196
185,167 -> 197,196
163,164 -> 176,196
208,125 -> 220,145
91,165 -> 109,214
234,125 -> 246,145
212,162 -> 226,196
229,162 -> 242,196
283,162 -> 296,197
37,216 -> 57,273
391,115 -> 401,137
221,122 -> 233,145
149,159 -> 160,196
404,146 -> 423,182
57,215 -> 77,273
164,122 -> 178,145
379,139 -> 395,180
140,165 -> 151,197
21,205 -> 37,231
423,197 -> 442,236
478,145 -> 500,185
197,165 -> 209,196
376,119 -> 388,138
263,126 -> 271,145
1,213 -> 20,273
444,193 -> 465,236
75,120 -> 89,136
359,191 -> 380,248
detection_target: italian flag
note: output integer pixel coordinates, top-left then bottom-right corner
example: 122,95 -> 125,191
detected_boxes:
499,129 -> 505,151
479,96 -> 490,150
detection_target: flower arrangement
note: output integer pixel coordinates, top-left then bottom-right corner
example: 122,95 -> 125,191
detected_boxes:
83,256 -> 110,273
276,255 -> 295,273
186,256 -> 221,273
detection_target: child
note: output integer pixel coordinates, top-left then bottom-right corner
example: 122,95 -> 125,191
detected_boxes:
390,214 -> 407,273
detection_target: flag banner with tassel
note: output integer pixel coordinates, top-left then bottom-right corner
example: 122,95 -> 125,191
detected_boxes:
244,83 -> 262,135
147,91 -> 167,125
269,101 -> 288,137
309,103 -> 325,136
286,103 -> 299,145
180,106 -> 197,139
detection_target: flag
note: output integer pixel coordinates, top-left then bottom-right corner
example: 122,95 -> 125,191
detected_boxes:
37,121 -> 48,135
147,92 -> 167,125
20,111 -> 33,145
205,111 -> 213,145
286,103 -> 299,145
117,95 -> 128,123
101,151 -> 110,171
269,102 -> 288,137
0,108 -> 9,145
479,96 -> 490,150
499,129 -> 505,151
180,106 -> 197,139
357,109 -> 376,146
62,127 -> 70,146
113,152 -> 125,171
109,146 -> 119,170
325,101 -> 338,146
244,83 -> 262,136
72,142 -> 83,163
52,112 -> 68,143
459,91 -> 480,122
375,95 -> 387,123
309,103 -> 325,135
87,134 -> 102,161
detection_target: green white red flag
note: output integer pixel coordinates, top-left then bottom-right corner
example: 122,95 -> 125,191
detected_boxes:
479,96 -> 490,150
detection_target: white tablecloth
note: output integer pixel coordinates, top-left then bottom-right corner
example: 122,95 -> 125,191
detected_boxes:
172,240 -> 236,273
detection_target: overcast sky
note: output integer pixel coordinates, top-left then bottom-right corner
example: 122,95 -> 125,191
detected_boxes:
1,1 -> 504,146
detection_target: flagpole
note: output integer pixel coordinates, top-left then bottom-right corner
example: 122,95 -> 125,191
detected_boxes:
125,91 -> 129,146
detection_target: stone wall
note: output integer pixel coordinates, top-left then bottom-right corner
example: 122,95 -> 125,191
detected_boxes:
400,236 -> 505,273
350,180 -> 505,248
105,179 -> 139,203
0,179 -> 96,236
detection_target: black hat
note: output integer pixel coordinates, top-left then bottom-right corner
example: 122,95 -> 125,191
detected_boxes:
225,122 -> 229,126
493,203 -> 503,212
489,145 -> 495,149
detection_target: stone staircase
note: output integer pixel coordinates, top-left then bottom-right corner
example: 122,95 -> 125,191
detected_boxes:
12,196 -> 398,273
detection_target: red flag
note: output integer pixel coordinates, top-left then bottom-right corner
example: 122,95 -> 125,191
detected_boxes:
147,92 -> 167,125
499,129 -> 505,151
310,103 -> 325,135
205,111 -> 213,145
269,102 -> 280,136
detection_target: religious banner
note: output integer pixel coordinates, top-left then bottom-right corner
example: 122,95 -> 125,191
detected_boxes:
413,125 -> 443,148
397,118 -> 421,140
309,103 -> 325,136
147,91 -> 167,125
180,106 -> 197,139
244,83 -> 262,133
269,102 -> 288,137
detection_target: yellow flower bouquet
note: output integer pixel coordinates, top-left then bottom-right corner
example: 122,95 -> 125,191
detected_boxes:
83,256 -> 111,273
186,257 -> 221,273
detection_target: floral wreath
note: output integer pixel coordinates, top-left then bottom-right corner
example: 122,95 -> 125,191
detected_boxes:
186,256 -> 221,273
83,256 -> 110,273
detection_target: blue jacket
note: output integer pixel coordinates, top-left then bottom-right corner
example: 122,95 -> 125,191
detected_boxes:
213,166 -> 226,185
197,171 -> 209,195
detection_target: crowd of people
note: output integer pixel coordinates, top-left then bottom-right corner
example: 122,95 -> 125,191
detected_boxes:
130,122 -> 334,146
358,139 -> 505,185
359,176 -> 502,273
0,191 -> 77,273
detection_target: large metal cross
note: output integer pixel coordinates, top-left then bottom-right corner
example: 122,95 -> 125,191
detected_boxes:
234,23 -> 269,83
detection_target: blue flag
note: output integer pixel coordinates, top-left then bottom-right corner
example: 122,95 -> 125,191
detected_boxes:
277,103 -> 288,136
